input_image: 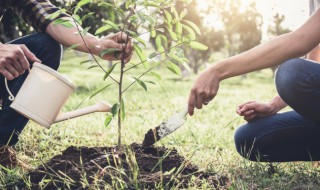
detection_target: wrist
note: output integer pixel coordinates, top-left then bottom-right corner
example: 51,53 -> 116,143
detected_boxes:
85,35 -> 101,56
210,61 -> 228,81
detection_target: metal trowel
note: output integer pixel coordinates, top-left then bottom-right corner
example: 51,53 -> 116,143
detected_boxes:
142,106 -> 189,147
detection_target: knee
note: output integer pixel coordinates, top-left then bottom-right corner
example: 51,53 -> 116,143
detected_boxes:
275,58 -> 305,103
234,123 -> 260,161
34,33 -> 62,70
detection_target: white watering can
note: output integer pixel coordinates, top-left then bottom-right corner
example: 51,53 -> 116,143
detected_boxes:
4,62 -> 111,128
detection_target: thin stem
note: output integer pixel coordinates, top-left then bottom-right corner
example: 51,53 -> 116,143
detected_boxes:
117,5 -> 136,147
70,14 -> 119,84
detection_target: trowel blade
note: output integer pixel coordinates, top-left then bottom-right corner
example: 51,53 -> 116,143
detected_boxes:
142,107 -> 188,147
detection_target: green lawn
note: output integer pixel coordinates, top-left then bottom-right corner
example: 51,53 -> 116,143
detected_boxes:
2,51 -> 320,189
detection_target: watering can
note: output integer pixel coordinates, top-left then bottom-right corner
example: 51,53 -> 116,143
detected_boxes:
4,62 -> 111,128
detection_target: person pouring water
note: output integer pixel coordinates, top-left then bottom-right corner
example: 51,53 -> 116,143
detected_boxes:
0,0 -> 133,169
188,1 -> 320,162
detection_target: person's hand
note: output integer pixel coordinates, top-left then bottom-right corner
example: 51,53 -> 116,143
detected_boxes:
0,44 -> 41,80
236,101 -> 276,121
188,66 -> 220,116
96,32 -> 133,63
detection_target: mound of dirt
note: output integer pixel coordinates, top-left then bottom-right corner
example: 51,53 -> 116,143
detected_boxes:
27,143 -> 227,189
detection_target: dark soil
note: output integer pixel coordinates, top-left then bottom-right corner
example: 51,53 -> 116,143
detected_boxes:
142,126 -> 161,147
27,143 -> 228,189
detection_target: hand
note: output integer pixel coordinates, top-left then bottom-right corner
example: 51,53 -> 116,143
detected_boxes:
188,66 -> 220,116
96,32 -> 133,63
0,44 -> 41,80
236,101 -> 276,121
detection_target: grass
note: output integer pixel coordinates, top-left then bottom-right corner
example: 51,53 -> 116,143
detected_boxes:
2,50 -> 320,189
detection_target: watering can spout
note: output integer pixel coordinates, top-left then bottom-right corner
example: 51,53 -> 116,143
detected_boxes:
55,101 -> 112,123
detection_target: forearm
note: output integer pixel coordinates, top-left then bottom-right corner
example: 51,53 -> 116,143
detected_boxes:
307,44 -> 320,62
45,17 -> 100,56
212,9 -> 320,81
213,33 -> 310,80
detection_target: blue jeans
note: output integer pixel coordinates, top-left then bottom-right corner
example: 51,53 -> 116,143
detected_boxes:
0,33 -> 62,146
234,58 -> 320,162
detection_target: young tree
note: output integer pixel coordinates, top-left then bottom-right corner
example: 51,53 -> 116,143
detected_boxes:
59,0 -> 208,147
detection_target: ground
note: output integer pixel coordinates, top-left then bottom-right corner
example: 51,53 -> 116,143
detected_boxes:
1,51 -> 320,189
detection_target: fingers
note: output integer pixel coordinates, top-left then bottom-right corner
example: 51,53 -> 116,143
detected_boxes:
19,44 -> 41,66
188,89 -> 196,116
0,68 -> 14,80
244,113 -> 258,122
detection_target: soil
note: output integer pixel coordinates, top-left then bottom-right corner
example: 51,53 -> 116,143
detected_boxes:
26,143 -> 228,189
142,126 -> 161,147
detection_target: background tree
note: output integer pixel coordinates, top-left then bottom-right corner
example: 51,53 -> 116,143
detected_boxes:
268,13 -> 291,74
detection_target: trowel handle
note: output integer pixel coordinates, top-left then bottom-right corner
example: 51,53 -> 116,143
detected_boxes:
4,68 -> 31,101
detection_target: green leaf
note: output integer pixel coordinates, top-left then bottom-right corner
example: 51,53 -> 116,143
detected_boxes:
182,24 -> 196,40
125,1 -> 131,9
102,20 -> 120,30
182,20 -> 201,35
134,37 -> 146,48
53,19 -> 73,28
144,15 -> 156,27
133,77 -> 147,91
121,98 -> 125,121
66,44 -> 80,51
160,35 -> 168,48
111,103 -> 120,117
150,29 -> 156,38
145,2 -> 160,7
75,0 -> 91,14
164,10 -> 172,24
168,29 -> 178,41
103,64 -> 117,80
77,0 -> 91,8
150,72 -> 161,80
180,9 -> 188,19
133,43 -> 146,62
166,61 -> 181,76
173,9 -> 179,19
175,21 -> 183,36
189,41 -> 208,51
180,62 -> 191,72
81,12 -> 94,21
95,25 -> 112,35
155,35 -> 164,52
80,60 -> 92,65
100,48 -> 120,57
87,65 -> 99,70
81,26 -> 91,36
90,84 -> 112,99
98,2 -> 114,7
104,114 -> 112,128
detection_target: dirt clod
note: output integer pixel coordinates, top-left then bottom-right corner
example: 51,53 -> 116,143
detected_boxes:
27,143 -> 228,189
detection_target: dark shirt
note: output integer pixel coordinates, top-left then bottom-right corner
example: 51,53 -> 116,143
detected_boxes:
0,0 -> 67,32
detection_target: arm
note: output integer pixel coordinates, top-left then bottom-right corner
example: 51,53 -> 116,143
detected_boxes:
45,18 -> 133,63
307,44 -> 320,62
236,96 -> 287,121
188,8 -> 320,115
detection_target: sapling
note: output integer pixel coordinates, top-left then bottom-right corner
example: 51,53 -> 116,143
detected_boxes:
50,0 -> 208,147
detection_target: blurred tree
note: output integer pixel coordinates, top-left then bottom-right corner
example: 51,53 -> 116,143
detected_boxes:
169,0 -> 225,74
219,0 -> 262,56
268,13 -> 291,75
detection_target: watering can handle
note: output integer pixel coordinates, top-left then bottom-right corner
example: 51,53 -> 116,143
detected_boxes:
4,68 -> 31,101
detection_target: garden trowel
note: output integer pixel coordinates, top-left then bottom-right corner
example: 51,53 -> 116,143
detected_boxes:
142,106 -> 188,147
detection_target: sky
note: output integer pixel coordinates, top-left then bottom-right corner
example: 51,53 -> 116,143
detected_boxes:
253,0 -> 309,31
197,0 -> 310,41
